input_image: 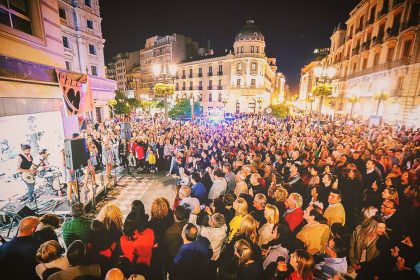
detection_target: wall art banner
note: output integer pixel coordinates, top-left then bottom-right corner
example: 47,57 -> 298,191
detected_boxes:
56,69 -> 94,116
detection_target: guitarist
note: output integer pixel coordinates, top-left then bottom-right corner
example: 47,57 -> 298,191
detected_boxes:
16,144 -> 36,204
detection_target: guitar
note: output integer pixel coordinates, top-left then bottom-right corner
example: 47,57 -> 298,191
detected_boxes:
21,155 -> 48,184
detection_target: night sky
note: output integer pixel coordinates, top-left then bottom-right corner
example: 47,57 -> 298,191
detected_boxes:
100,0 -> 360,90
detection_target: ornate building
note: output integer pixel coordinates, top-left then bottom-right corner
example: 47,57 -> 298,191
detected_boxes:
174,20 -> 281,115
299,0 -> 419,126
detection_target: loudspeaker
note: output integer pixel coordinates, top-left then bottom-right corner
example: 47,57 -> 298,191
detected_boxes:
120,123 -> 132,140
64,138 -> 88,170
3,203 -> 37,218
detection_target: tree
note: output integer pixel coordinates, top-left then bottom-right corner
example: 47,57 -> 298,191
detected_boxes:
312,83 -> 332,127
373,91 -> 389,115
154,83 -> 175,123
169,98 -> 200,119
270,102 -> 290,118
107,99 -> 117,118
305,95 -> 315,114
348,95 -> 360,119
113,91 -> 131,115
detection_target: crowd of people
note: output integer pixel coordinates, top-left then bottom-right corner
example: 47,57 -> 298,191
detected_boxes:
1,113 -> 419,280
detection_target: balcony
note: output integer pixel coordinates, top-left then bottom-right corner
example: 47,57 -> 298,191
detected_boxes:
175,87 -> 179,91
392,0 -> 404,8
385,26 -> 399,39
352,46 -> 361,56
189,86 -> 193,90
355,26 -> 363,34
362,40 -> 371,51
181,75 -> 186,79
182,87 -> 186,90
400,20 -> 418,32
367,17 -> 375,26
198,86 -> 203,90
371,35 -> 384,46
198,73 -> 203,77
188,74 -> 193,78
346,34 -> 353,40
344,57 -> 410,80
208,72 -> 213,77
208,86 -> 213,90
377,8 -> 389,20
217,71 -> 223,76
217,86 -> 223,90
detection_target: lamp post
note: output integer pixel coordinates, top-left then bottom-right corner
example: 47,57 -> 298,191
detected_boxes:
256,94 -> 263,114
221,92 -> 228,117
313,61 -> 336,127
187,91 -> 201,122
152,63 -> 177,124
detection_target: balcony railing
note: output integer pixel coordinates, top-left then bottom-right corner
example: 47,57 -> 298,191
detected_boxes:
355,26 -> 363,34
361,40 -> 371,51
343,57 -> 410,80
182,87 -> 186,90
188,74 -> 193,78
367,17 -> 375,25
198,73 -> 202,77
208,72 -> 213,76
392,0 -> 404,8
217,86 -> 223,90
377,8 -> 389,19
198,86 -> 203,90
385,26 -> 399,39
207,86 -> 213,90
217,71 -> 223,76
181,75 -> 186,79
189,86 -> 193,90
346,34 -> 353,40
371,35 -> 384,46
400,20 -> 418,32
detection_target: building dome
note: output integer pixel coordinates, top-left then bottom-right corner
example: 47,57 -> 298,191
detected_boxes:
235,20 -> 264,42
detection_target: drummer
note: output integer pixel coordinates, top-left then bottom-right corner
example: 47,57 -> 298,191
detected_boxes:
35,149 -> 50,176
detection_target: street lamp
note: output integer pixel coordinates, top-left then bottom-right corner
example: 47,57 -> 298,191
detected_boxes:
187,91 -> 201,122
256,94 -> 263,113
312,61 -> 337,127
221,92 -> 228,117
152,63 -> 177,123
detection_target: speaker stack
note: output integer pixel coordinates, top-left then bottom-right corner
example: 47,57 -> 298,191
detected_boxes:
64,138 -> 88,170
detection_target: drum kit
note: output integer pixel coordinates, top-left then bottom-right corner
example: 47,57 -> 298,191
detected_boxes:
37,167 -> 66,194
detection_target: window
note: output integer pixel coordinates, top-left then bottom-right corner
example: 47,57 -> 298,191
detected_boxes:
362,58 -> 368,70
373,52 -> 380,65
209,80 -> 212,86
59,8 -> 66,19
87,19 -> 93,29
88,44 -> 96,55
402,40 -> 412,57
237,63 -> 242,71
218,65 -> 222,73
352,62 -> 358,73
237,79 -> 241,86
256,46 -> 259,53
0,0 -> 33,35
218,80 -> 222,86
62,36 -> 69,48
369,5 -> 376,22
251,62 -> 257,71
251,79 -> 256,86
251,46 -> 254,53
209,93 -> 213,102
240,46 -> 243,53
65,61 -> 71,70
91,65 -> 97,76
387,47 -> 395,62
189,68 -> 192,77
208,66 -> 213,74
85,0 -> 91,7
236,47 -> 239,54
189,81 -> 193,89
396,76 -> 404,96
198,68 -> 202,76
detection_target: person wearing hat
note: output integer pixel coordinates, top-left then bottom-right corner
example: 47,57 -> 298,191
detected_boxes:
62,203 -> 92,248
16,144 -> 36,203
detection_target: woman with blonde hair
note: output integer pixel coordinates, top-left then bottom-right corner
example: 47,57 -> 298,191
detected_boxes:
35,240 -> 69,279
234,181 -> 249,197
98,203 -> 123,242
349,215 -> 390,279
382,187 -> 399,205
258,204 -> 279,246
228,197 -> 248,241
234,239 -> 260,279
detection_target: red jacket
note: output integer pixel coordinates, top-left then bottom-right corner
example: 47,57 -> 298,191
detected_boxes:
284,208 -> 303,232
120,228 -> 155,266
135,145 -> 145,160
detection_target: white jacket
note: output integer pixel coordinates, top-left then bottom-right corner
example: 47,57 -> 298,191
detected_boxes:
189,214 -> 228,261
